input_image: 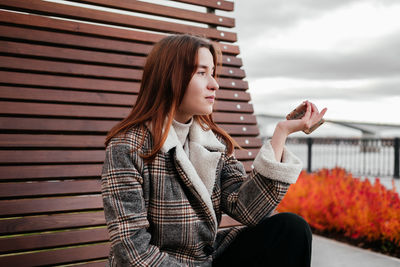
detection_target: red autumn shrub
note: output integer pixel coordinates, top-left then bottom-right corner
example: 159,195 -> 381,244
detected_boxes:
277,168 -> 400,247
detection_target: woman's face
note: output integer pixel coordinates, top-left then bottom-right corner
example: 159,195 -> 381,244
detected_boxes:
175,47 -> 219,123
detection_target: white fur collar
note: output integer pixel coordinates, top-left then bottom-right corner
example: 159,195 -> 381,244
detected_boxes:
161,120 -> 225,153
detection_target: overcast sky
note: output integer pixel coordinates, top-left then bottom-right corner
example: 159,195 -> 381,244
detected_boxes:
228,0 -> 400,125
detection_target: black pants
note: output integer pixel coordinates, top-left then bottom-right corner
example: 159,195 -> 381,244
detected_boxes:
213,213 -> 312,267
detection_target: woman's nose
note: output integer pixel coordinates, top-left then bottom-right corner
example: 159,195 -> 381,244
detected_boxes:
208,76 -> 219,91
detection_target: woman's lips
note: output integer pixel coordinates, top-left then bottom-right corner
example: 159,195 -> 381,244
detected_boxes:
205,96 -> 215,103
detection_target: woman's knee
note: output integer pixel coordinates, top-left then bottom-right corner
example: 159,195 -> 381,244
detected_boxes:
264,212 -> 312,239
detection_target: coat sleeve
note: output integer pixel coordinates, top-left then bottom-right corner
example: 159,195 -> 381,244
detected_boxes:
101,142 -> 181,267
219,140 -> 303,226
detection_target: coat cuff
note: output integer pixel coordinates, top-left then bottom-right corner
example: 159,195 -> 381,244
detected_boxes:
253,140 -> 303,184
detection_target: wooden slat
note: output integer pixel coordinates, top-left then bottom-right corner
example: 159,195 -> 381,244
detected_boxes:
0,195 -> 103,216
218,78 -> 248,90
0,148 -> 259,164
218,90 -> 250,101
0,71 -> 140,93
220,124 -> 260,136
0,150 -> 105,164
0,227 -> 108,253
0,164 -> 102,180
0,40 -> 243,68
0,25 -> 153,56
74,0 -> 235,28
0,55 -> 143,80
219,66 -> 246,78
0,180 -> 101,198
0,218 -> 239,257
216,42 -> 240,56
0,211 -> 106,234
0,55 -> 244,79
0,87 -> 137,105
0,87 -> 249,104
0,211 -> 244,237
0,134 -> 105,148
0,134 -> 261,148
0,10 -> 240,55
0,148 -> 260,178
233,137 -> 263,148
0,41 -> 141,65
216,101 -> 253,113
242,160 -> 255,173
213,113 -> 257,124
0,9 -> 161,44
0,117 -> 259,135
235,148 -> 260,160
172,0 -> 234,11
222,55 -> 243,67
0,242 -> 109,267
0,101 -> 253,119
73,260 -> 108,267
0,0 -> 236,42
220,214 -> 242,228
0,71 -> 246,91
0,117 -> 117,132
0,40 -> 147,67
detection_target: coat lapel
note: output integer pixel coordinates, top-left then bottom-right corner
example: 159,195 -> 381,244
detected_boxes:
188,122 -> 224,196
161,120 -> 225,230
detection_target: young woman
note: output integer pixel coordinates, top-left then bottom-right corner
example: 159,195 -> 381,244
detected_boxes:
102,34 -> 327,267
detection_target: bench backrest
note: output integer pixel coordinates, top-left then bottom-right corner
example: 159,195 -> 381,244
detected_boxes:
0,0 -> 262,266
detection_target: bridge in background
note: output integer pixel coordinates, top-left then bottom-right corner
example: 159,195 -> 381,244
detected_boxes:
256,114 -> 400,138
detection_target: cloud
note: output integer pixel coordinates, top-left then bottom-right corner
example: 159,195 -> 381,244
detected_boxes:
236,2 -> 400,81
233,0 -> 363,42
249,76 -> 400,102
233,0 -> 398,37
244,33 -> 400,80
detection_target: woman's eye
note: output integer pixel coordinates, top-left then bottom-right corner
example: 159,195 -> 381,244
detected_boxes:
198,71 -> 206,76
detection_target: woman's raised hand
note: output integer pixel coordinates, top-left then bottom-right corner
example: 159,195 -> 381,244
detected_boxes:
278,101 -> 328,136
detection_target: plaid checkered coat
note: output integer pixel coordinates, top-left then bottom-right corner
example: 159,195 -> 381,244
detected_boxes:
101,121 -> 302,266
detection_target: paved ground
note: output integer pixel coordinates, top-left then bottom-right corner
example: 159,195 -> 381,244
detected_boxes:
312,235 -> 400,267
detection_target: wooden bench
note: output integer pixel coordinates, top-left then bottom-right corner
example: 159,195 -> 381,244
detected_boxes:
0,0 -> 262,265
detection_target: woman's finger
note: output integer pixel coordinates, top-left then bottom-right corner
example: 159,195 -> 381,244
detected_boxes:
318,107 -> 328,121
306,102 -> 317,122
310,102 -> 319,114
302,101 -> 312,121
311,102 -> 322,122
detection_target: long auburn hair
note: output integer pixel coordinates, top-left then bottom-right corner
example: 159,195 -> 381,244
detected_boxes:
105,34 -> 239,161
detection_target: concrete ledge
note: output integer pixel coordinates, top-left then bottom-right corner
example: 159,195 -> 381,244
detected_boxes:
312,235 -> 400,267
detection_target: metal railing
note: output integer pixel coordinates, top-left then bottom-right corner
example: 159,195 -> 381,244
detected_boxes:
279,137 -> 400,178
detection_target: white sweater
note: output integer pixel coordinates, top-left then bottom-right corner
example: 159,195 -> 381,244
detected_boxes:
172,118 -> 192,157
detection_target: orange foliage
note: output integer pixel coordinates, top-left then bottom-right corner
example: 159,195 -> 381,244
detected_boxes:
277,168 -> 400,246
